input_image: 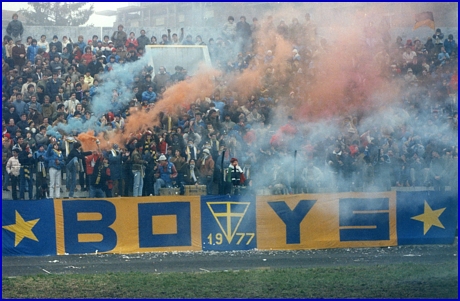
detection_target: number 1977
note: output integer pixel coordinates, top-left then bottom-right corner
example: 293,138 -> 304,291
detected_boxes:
207,233 -> 255,245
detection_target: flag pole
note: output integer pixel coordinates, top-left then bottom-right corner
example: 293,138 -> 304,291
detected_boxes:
293,150 -> 297,194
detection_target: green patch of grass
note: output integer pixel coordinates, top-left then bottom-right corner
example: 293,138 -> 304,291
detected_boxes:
2,261 -> 457,298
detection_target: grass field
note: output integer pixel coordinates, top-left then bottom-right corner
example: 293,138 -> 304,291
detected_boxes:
2,261 -> 457,298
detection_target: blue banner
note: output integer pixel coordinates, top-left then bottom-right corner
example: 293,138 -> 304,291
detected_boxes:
2,192 -> 457,256
396,191 -> 458,245
201,195 -> 257,251
2,199 -> 57,256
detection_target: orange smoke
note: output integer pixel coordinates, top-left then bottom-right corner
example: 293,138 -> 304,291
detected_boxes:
76,131 -> 99,152
123,65 -> 221,139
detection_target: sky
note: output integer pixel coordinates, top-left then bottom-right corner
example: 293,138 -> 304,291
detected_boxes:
2,2 -> 132,27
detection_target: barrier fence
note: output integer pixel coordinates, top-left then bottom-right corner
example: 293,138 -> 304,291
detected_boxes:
2,191 -> 457,256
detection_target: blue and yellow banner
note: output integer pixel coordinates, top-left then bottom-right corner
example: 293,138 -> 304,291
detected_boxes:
1,192 -> 457,256
256,192 -> 398,250
2,199 -> 57,256
201,195 -> 256,251
396,191 -> 458,245
53,196 -> 202,255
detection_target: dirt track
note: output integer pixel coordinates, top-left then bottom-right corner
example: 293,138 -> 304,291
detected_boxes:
2,238 -> 457,277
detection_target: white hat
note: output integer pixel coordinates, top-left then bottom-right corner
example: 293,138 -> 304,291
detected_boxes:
202,149 -> 210,154
158,154 -> 167,161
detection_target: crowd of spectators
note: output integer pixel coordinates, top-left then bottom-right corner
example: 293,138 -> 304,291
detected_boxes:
2,12 -> 458,200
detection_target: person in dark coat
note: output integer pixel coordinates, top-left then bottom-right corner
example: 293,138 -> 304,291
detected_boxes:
12,39 -> 26,68
66,141 -> 92,198
111,24 -> 127,50
18,142 -> 34,200
6,13 -> 24,42
89,155 -> 111,198
107,143 -> 123,197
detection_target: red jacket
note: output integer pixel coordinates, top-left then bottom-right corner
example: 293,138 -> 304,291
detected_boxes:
125,38 -> 138,52
85,153 -> 100,175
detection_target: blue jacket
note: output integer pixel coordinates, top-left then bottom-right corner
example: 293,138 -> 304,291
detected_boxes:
157,162 -> 176,184
34,149 -> 48,168
13,100 -> 27,116
89,85 -> 99,97
45,143 -> 65,170
46,79 -> 63,98
106,54 -> 119,63
443,39 -> 456,55
27,45 -> 39,62
142,90 -> 157,103
76,41 -> 86,52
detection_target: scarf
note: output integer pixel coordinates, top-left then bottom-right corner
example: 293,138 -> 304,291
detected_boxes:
95,161 -> 104,185
190,164 -> 197,182
53,149 -> 62,157
37,161 -> 47,177
210,139 -> 219,151
23,164 -> 31,179
228,164 -> 243,184
79,157 -> 84,172
202,154 -> 209,165
186,145 -> 197,161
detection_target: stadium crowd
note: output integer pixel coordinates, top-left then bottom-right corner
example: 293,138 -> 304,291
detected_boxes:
2,12 -> 458,199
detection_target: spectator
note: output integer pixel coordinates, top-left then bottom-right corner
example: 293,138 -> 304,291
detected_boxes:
34,144 -> 48,198
89,155 -> 111,198
153,66 -> 170,92
437,46 -> 450,66
18,141 -> 34,200
236,16 -> 252,53
12,39 -> 26,68
130,144 -> 145,197
49,35 -> 63,53
225,157 -> 245,195
222,16 -> 237,42
195,35 -> 206,46
141,85 -> 157,103
432,28 -> 445,52
6,146 -> 21,200
182,34 -> 194,46
196,148 -> 214,194
154,154 -> 178,196
443,34 -> 456,56
170,149 -> 187,194
137,29 -> 150,50
6,13 -> 24,42
37,35 -> 50,53
45,138 -> 65,198
66,141 -> 92,198
125,32 -> 139,52
111,24 -> 127,49
27,39 -> 39,63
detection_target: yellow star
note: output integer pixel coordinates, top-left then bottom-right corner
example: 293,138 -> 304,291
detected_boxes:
2,211 -> 39,247
411,201 -> 446,235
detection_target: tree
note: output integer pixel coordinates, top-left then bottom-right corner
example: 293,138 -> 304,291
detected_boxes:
19,2 -> 94,26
